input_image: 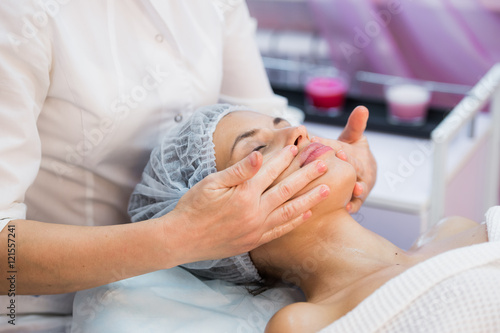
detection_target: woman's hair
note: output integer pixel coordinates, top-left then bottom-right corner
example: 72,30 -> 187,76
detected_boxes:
128,104 -> 263,284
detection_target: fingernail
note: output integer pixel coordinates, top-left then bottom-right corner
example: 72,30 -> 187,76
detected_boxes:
289,145 -> 298,155
302,210 -> 312,220
336,150 -> 347,161
320,185 -> 330,198
346,203 -> 352,212
355,183 -> 363,195
316,161 -> 327,173
249,151 -> 259,167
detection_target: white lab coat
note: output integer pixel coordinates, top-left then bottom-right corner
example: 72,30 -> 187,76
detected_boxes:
0,0 -> 285,327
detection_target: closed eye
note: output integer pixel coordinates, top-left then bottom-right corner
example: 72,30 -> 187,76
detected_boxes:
253,145 -> 267,152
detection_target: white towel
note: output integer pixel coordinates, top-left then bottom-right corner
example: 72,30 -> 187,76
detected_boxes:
320,206 -> 500,333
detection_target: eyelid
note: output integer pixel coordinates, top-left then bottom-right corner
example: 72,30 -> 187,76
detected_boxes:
253,145 -> 267,152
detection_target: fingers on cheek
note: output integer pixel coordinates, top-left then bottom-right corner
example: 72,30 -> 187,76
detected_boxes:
353,183 -> 364,197
336,150 -> 348,161
311,136 -> 321,143
249,151 -> 262,168
346,199 -> 361,213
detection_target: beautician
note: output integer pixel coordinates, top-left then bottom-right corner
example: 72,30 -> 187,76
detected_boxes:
0,0 -> 375,329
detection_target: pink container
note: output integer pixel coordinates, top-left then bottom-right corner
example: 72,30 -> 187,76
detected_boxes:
385,83 -> 431,126
304,72 -> 349,117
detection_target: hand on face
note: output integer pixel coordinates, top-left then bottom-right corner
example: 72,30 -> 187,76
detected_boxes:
169,108 -> 341,264
171,141 -> 332,263
311,106 -> 377,213
213,111 -> 357,215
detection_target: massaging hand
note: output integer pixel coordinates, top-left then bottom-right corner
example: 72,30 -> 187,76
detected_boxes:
312,106 -> 377,213
170,146 -> 330,263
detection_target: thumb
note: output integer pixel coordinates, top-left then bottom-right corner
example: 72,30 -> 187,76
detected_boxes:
338,106 -> 369,143
213,151 -> 263,188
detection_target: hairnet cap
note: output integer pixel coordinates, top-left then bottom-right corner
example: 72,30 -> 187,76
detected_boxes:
128,104 -> 262,284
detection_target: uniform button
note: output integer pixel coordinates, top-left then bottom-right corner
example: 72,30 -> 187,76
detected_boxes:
174,114 -> 183,122
155,34 -> 164,43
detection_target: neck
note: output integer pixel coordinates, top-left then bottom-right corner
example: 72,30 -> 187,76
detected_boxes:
260,208 -> 415,303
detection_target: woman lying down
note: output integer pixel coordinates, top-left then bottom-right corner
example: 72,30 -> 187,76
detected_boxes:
128,104 -> 500,333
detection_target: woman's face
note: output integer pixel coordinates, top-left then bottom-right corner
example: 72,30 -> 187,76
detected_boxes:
213,111 -> 356,213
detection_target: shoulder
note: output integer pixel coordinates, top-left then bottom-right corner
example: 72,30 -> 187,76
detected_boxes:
411,216 -> 479,250
265,302 -> 336,333
433,216 -> 479,237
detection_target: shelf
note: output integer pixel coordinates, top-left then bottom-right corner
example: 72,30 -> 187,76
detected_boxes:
273,87 -> 452,139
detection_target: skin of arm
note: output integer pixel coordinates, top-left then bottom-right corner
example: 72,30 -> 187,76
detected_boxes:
0,146 -> 330,295
1,218 -> 168,295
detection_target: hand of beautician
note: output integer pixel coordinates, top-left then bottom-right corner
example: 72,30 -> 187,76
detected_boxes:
0,145 -> 328,295
311,106 -> 377,213
167,145 -> 330,264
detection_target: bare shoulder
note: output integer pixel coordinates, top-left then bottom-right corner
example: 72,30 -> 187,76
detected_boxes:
431,216 -> 479,238
411,216 -> 480,250
265,302 -> 336,333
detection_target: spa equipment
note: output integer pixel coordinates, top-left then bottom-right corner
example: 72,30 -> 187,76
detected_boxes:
304,69 -> 349,117
385,82 -> 431,126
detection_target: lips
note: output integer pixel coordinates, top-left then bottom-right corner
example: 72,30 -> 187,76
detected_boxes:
299,142 -> 334,167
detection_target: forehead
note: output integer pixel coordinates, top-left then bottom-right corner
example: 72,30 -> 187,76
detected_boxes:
219,110 -> 274,129
213,110 -> 276,168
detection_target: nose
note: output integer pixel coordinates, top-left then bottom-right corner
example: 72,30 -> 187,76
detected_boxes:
282,125 -> 309,148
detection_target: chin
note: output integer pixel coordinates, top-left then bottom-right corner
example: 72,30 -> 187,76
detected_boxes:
316,157 -> 357,212
271,150 -> 357,209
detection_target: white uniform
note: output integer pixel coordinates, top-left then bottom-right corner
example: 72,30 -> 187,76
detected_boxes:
0,0 -> 285,329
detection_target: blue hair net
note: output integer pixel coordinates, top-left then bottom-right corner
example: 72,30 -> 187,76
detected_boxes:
128,104 -> 262,284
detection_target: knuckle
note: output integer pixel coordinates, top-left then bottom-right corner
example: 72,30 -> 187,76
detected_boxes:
271,226 -> 283,241
278,182 -> 294,199
280,203 -> 295,222
231,162 -> 247,180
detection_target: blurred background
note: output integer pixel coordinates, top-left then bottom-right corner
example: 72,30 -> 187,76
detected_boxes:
245,0 -> 500,248
248,0 -> 500,107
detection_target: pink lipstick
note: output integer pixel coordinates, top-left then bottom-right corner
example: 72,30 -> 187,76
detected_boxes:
299,142 -> 333,167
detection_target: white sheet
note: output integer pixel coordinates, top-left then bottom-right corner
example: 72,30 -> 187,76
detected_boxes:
72,266 -> 302,333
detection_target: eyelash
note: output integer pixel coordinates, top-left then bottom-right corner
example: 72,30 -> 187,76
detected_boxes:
253,145 -> 267,152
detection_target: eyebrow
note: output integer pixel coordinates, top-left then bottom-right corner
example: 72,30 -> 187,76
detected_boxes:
230,129 -> 259,156
229,117 -> 286,156
273,117 -> 285,126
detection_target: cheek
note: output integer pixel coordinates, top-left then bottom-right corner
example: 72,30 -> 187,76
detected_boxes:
288,159 -> 356,208
321,162 -> 357,207
264,154 -> 356,210
266,156 -> 300,189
